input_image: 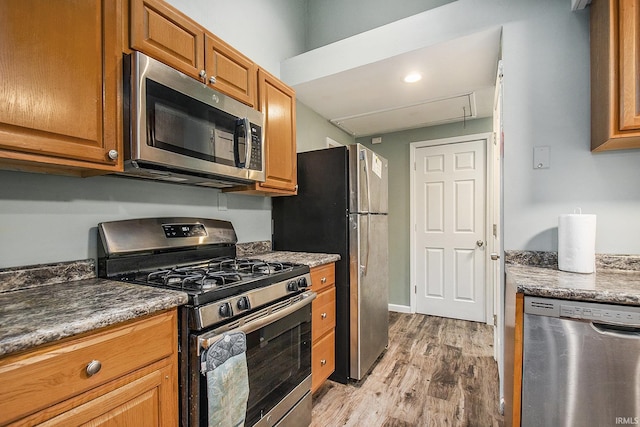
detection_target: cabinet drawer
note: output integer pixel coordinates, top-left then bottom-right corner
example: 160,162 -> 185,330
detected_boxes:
311,263 -> 335,292
312,330 -> 335,393
312,287 -> 336,341
0,310 -> 176,425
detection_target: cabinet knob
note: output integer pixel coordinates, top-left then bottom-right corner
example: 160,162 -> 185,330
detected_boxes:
107,150 -> 118,160
86,360 -> 102,377
199,69 -> 207,79
320,359 -> 327,366
321,277 -> 327,284
209,76 -> 217,84
321,312 -> 327,319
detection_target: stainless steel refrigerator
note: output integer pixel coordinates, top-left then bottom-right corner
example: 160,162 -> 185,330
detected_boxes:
272,144 -> 389,382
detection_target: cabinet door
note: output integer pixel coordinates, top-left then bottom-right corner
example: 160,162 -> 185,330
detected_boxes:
130,0 -> 205,80
33,364 -> 176,427
619,0 -> 640,131
0,0 -> 121,173
258,69 -> 298,193
205,33 -> 256,107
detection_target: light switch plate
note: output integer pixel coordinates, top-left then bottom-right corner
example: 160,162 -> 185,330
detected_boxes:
533,146 -> 550,169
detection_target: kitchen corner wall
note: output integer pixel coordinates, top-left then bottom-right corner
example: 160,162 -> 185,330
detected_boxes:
356,118 -> 493,306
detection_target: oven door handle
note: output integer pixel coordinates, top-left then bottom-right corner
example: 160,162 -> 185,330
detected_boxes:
198,291 -> 316,353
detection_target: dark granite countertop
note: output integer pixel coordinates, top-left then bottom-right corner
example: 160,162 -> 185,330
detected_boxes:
0,261 -> 188,357
506,257 -> 640,306
249,251 -> 341,268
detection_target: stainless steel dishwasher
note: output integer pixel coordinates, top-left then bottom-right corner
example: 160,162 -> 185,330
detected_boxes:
522,296 -> 640,427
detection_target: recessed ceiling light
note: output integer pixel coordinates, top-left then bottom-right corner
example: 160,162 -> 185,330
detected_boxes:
404,72 -> 422,83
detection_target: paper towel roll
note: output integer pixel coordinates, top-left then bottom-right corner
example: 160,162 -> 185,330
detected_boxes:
558,213 -> 596,273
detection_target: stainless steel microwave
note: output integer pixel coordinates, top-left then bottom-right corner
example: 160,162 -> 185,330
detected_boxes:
121,52 -> 265,187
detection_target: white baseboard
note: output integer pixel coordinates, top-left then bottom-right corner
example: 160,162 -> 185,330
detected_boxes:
388,304 -> 412,313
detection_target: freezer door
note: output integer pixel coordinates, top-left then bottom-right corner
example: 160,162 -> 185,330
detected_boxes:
349,144 -> 388,214
349,213 -> 389,380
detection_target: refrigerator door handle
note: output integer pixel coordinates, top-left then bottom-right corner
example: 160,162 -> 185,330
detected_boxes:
362,149 -> 371,274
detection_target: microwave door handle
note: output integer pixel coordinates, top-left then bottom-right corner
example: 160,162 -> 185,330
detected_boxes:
147,108 -> 155,146
243,117 -> 251,169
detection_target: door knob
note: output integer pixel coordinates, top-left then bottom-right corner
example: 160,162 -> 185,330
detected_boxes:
476,240 -> 484,248
491,253 -> 500,261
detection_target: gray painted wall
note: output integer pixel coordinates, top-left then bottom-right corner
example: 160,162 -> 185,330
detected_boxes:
296,101 -> 355,152
356,118 -> 493,306
0,171 -> 270,268
305,0 -> 455,51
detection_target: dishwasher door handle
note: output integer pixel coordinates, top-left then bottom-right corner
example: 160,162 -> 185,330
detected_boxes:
591,322 -> 640,338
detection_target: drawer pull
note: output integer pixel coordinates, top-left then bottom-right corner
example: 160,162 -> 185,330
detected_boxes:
86,360 -> 102,377
320,359 -> 327,366
321,277 -> 327,284
321,312 -> 327,319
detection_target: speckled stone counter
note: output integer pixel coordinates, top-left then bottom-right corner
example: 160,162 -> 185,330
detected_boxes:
0,261 -> 188,357
249,251 -> 340,268
506,252 -> 640,306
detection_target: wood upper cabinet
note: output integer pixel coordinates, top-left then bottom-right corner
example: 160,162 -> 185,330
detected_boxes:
0,309 -> 178,426
310,263 -> 336,393
226,69 -> 298,196
0,0 -> 122,175
130,0 -> 204,80
130,0 -> 257,107
591,0 -> 640,151
205,33 -> 257,108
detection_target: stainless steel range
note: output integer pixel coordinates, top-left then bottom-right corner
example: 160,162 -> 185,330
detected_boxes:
97,217 -> 314,427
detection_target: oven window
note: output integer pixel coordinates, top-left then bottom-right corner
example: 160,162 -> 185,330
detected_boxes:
245,307 -> 311,426
198,306 -> 311,426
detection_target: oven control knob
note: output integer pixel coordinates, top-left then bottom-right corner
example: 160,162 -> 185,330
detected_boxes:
219,302 -> 233,318
297,277 -> 308,289
287,280 -> 298,292
236,296 -> 250,311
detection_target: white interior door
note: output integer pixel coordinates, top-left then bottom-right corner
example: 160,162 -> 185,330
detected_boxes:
414,139 -> 486,322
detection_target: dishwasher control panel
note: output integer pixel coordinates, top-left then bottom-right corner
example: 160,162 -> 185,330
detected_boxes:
525,296 -> 640,327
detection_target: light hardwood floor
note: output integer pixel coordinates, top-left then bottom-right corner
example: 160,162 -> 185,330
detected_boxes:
311,312 -> 504,427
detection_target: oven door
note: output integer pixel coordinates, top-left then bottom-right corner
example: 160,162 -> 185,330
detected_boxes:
191,293 -> 315,427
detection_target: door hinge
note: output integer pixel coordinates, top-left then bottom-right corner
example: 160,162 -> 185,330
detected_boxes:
414,162 -> 416,171
493,314 -> 497,326
493,224 -> 497,237
414,285 -> 417,294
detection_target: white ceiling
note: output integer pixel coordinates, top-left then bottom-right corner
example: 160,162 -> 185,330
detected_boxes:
291,27 -> 502,137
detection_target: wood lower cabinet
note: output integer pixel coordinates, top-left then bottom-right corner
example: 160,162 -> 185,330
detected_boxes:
0,0 -> 122,175
504,274 -> 524,427
591,0 -> 640,151
130,0 -> 257,107
310,263 -> 336,393
0,309 -> 178,426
